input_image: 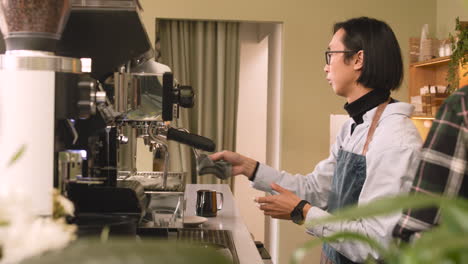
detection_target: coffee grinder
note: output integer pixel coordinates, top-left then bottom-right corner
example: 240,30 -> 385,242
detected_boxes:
0,0 -> 101,216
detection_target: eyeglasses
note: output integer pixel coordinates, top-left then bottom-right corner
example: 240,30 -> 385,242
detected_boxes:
325,50 -> 358,65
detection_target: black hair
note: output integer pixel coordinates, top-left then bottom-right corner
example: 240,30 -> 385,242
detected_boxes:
333,17 -> 403,91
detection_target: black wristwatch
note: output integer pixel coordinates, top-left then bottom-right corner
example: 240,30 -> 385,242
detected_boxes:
290,200 -> 310,225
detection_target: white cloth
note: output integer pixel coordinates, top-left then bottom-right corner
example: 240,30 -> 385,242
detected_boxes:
252,102 -> 422,262
131,59 -> 171,75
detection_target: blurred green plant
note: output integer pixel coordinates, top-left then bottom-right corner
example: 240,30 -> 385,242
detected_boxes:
1,145 -> 27,260
291,194 -> 468,264
21,239 -> 232,264
6,144 -> 26,168
1,144 -> 27,228
447,17 -> 468,93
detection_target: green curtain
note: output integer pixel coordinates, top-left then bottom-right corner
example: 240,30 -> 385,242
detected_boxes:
157,19 -> 240,188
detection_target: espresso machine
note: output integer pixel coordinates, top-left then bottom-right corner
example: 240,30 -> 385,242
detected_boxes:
55,1 -> 216,229
0,0 -> 215,229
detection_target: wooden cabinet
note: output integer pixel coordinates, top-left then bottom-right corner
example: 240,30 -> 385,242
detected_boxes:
409,56 -> 468,116
409,56 -> 449,98
408,56 -> 468,140
408,22 -> 468,139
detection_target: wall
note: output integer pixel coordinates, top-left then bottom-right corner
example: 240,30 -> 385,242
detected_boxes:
235,22 -> 269,244
262,22 -> 282,261
139,1 -> 437,263
436,0 -> 468,39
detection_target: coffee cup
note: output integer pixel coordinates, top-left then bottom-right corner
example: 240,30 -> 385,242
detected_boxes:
196,189 -> 224,217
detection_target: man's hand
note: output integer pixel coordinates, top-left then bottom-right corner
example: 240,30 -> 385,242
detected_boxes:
209,150 -> 257,179
255,183 -> 303,220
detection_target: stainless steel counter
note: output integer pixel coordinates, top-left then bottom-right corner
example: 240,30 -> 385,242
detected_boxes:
185,184 -> 264,264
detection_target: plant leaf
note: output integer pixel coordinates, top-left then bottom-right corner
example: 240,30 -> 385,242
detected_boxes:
100,226 -> 110,242
20,239 -> 231,264
294,193 -> 468,264
291,232 -> 388,264
403,229 -> 468,263
446,16 -> 468,92
7,144 -> 26,168
305,195 -> 468,228
440,202 -> 468,233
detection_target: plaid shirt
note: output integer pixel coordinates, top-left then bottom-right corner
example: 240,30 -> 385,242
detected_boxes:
393,85 -> 468,241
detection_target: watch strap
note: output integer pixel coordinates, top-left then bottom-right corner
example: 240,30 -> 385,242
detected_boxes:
291,200 -> 310,225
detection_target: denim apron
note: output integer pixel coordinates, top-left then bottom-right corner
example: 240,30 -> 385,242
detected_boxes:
321,100 -> 390,264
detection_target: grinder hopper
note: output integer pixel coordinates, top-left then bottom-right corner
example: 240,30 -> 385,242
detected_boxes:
0,0 -> 71,52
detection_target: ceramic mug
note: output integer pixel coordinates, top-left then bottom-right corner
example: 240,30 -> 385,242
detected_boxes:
196,189 -> 224,217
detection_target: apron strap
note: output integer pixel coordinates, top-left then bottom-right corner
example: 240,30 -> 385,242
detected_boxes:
362,98 -> 391,156
320,250 -> 334,264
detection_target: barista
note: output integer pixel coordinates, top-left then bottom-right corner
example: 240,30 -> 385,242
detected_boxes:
210,17 -> 422,264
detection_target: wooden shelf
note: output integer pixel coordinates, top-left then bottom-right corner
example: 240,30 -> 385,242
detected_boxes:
411,115 -> 435,120
408,57 -> 450,98
410,56 -> 450,68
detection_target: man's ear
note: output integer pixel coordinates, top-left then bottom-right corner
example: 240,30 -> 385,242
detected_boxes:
353,50 -> 364,70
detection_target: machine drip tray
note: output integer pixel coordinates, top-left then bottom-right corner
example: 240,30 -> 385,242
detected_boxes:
177,229 -> 239,264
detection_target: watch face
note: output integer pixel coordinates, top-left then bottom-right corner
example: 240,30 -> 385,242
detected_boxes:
291,208 -> 303,224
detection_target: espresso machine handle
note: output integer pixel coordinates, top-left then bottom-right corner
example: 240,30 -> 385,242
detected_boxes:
166,127 -> 216,152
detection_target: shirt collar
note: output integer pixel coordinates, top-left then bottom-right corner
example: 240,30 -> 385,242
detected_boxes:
344,89 -> 390,124
362,101 -> 415,123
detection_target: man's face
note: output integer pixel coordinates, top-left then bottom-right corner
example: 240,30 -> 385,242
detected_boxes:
324,28 -> 360,98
